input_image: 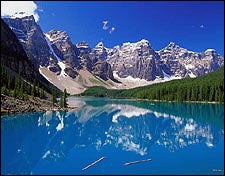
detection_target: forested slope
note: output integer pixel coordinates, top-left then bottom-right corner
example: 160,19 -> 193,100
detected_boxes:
81,67 -> 224,102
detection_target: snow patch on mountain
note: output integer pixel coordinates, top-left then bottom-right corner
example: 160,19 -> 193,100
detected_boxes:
205,49 -> 216,53
156,74 -> 182,81
113,71 -> 150,87
162,70 -> 171,78
9,12 -> 31,19
45,33 -> 54,42
58,61 -> 67,77
188,72 -> 196,78
185,64 -> 195,70
44,34 -> 69,77
39,66 -> 85,94
45,35 -> 61,62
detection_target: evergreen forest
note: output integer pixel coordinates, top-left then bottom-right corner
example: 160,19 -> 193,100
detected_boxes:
81,67 -> 224,103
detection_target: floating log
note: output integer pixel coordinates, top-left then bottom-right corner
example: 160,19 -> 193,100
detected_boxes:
124,159 -> 152,166
212,169 -> 224,172
82,156 -> 105,171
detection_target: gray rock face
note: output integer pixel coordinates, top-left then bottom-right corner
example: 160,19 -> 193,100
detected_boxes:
106,39 -> 163,81
91,60 -> 120,82
46,30 -> 81,69
105,39 -> 224,80
64,67 -> 78,79
76,42 -> 120,82
1,19 -> 50,85
3,16 -> 60,72
3,14 -> 224,87
158,42 -> 224,78
75,41 -> 91,55
3,15 -> 118,82
91,42 -> 108,60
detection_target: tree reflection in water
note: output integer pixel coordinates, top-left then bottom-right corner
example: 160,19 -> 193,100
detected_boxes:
1,98 -> 224,174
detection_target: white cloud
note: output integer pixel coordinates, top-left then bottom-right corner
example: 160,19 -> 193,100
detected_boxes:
200,24 -> 204,28
109,27 -> 115,34
102,20 -> 109,30
1,1 -> 39,22
102,20 -> 116,34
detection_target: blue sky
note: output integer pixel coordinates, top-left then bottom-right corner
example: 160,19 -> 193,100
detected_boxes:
2,1 -> 224,56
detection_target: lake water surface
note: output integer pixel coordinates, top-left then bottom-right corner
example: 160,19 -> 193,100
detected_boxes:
1,97 -> 224,175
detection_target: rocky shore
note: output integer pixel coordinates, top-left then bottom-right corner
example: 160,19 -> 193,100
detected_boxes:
1,94 -> 74,116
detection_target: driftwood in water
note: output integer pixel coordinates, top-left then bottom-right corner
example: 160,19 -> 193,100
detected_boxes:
124,159 -> 152,166
82,156 -> 105,171
212,169 -> 224,172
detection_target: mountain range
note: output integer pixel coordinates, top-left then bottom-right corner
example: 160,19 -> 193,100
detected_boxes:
1,19 -> 52,89
2,13 -> 224,94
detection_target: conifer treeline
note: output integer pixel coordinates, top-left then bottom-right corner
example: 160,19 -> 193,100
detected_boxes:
81,67 -> 224,103
60,89 -> 68,108
1,62 -> 47,100
1,62 -> 68,107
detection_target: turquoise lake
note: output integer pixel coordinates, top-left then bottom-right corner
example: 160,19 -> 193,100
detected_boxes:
1,97 -> 224,175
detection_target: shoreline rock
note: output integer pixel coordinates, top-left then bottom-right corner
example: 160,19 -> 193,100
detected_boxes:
1,94 -> 76,117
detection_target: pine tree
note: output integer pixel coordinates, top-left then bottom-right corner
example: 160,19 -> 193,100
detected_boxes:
40,88 -> 45,99
28,83 -> 32,95
31,84 -> 35,97
37,82 -> 40,97
33,79 -> 37,96
19,78 -> 24,99
7,74 -> 11,89
1,85 -> 8,95
209,86 -> 215,102
63,88 -> 67,108
60,91 -> 64,108
52,88 -> 56,106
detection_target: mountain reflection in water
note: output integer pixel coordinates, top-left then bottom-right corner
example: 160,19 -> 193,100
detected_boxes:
1,97 -> 224,175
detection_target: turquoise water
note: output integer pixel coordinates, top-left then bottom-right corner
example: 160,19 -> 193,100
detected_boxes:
1,97 -> 224,175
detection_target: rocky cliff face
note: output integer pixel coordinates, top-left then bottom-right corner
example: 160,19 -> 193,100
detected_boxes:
158,42 -> 224,78
106,39 -> 164,81
3,16 -> 118,85
106,40 -> 224,80
3,15 -> 60,72
1,19 -> 50,85
45,30 -> 80,78
2,14 -> 224,94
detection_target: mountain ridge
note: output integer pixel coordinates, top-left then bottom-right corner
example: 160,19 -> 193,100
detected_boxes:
2,14 -> 224,94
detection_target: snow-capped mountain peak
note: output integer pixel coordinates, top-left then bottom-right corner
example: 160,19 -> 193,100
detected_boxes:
96,41 -> 104,47
138,39 -> 150,46
47,30 -> 70,43
205,49 -> 216,53
168,41 -> 175,46
6,12 -> 36,22
2,15 -> 224,94
10,12 -> 30,18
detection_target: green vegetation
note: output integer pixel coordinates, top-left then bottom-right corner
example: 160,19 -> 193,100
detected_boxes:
89,76 -> 110,87
89,77 -> 106,85
1,61 -> 61,103
52,88 -> 57,105
78,75 -> 87,84
60,88 -> 68,108
81,67 -> 224,103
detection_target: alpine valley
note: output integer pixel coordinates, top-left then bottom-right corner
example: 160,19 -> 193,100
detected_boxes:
2,13 -> 224,94
1,4 -> 224,175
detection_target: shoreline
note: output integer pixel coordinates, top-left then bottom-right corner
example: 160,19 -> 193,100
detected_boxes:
1,94 -> 223,117
1,94 -> 77,117
75,95 -> 224,104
